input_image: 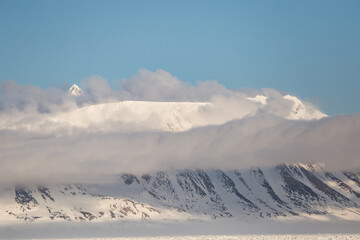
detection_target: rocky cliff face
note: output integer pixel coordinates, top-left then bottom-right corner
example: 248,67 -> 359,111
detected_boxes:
1,164 -> 360,223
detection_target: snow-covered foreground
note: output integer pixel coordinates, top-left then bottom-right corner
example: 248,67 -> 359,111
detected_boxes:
23,235 -> 360,240
1,219 -> 360,239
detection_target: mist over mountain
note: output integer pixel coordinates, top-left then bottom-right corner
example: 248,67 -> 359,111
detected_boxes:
2,0 -> 360,237
0,69 -> 360,235
0,69 -> 359,184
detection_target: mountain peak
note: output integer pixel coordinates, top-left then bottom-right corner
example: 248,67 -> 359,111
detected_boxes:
2,164 -> 360,223
68,84 -> 83,96
283,94 -> 327,120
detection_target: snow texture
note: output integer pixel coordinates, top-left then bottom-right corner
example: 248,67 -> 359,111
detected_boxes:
1,164 -> 360,225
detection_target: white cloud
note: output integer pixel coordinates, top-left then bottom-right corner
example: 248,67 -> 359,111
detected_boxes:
0,69 -> 357,184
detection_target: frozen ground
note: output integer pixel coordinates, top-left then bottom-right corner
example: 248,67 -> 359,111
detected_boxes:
20,234 -> 360,240
1,219 -> 360,239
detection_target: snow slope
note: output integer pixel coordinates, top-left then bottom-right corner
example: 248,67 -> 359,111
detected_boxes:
50,101 -> 212,132
60,86 -> 328,129
0,84 -> 327,133
1,164 -> 360,224
68,84 -> 83,96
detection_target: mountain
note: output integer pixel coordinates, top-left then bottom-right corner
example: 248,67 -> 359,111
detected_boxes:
48,87 -> 327,133
51,101 -> 212,132
0,88 -> 342,225
68,84 -> 83,96
283,95 -> 327,120
0,86 -> 326,133
2,164 -> 360,224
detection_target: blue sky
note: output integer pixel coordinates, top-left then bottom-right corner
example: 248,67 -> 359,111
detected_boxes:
0,0 -> 359,115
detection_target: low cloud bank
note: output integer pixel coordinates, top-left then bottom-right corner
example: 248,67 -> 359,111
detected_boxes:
0,69 -> 358,183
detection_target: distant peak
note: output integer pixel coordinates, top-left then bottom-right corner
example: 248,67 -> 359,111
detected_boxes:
68,84 -> 83,96
283,94 -> 327,120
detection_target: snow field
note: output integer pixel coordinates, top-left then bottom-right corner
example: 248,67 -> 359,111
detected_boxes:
28,234 -> 360,240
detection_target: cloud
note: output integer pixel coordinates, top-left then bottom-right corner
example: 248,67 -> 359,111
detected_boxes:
0,80 -> 72,113
122,69 -> 231,102
0,69 -> 358,184
0,70 -> 325,133
1,114 -> 359,184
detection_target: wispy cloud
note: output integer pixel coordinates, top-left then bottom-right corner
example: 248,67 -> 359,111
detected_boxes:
0,69 -> 357,184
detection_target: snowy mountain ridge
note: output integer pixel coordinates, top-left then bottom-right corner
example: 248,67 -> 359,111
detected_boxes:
0,86 -> 327,133
50,93 -> 325,132
2,164 -> 360,224
68,84 -> 83,96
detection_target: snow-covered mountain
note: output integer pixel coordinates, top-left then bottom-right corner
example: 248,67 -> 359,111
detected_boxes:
68,84 -> 83,96
0,85 -> 327,133
51,100 -> 212,132
0,86 -> 343,225
2,164 -> 360,224
51,95 -> 325,132
63,86 -> 326,128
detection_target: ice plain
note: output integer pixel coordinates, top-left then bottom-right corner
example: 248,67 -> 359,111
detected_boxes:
21,234 -> 360,240
2,219 -> 360,240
